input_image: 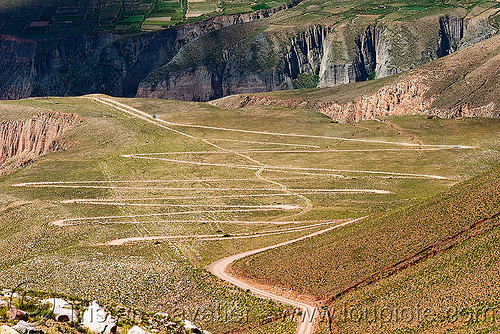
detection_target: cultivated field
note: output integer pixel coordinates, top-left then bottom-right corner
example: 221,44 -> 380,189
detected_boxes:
1,95 -> 500,333
2,0 -> 498,37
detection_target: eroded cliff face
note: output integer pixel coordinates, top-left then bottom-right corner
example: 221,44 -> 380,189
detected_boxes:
0,35 -> 36,100
138,13 -> 498,102
210,76 -> 435,123
316,25 -> 384,88
0,0 -> 301,100
315,76 -> 433,122
0,112 -> 82,174
211,77 -> 498,123
315,79 -> 498,122
273,14 -> 497,88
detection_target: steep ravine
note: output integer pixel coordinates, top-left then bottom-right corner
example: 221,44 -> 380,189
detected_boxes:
0,112 -> 81,174
211,34 -> 500,123
0,0 -> 301,100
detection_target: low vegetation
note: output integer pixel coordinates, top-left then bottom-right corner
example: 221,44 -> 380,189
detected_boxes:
0,288 -> 217,333
1,93 -> 500,333
232,162 -> 500,296
326,213 -> 500,333
0,0 -> 291,37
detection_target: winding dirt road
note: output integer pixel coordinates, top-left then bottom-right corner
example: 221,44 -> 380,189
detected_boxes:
94,97 -> 476,149
207,217 -> 364,334
3,95 -> 476,333
106,220 -> 344,245
74,97 -> 474,333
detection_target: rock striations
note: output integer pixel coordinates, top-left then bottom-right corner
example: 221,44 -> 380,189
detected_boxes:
0,112 -> 81,174
211,75 -> 498,123
0,35 -> 36,100
210,76 -> 435,123
211,34 -> 500,123
137,14 -> 498,101
0,0 -> 301,100
316,76 -> 434,123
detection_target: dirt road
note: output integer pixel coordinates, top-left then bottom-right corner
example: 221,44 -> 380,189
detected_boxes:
207,217 -> 364,334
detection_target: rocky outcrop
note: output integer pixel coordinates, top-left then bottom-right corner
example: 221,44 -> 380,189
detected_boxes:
136,24 -> 379,100
318,26 -> 373,87
279,16 -> 497,89
139,65 -> 225,101
0,293 -> 211,334
127,326 -> 150,334
284,25 -> 329,82
0,3 -> 497,102
0,35 -> 36,100
317,25 -> 398,87
12,322 -> 45,334
211,70 -> 499,123
0,325 -> 19,334
136,26 -> 288,101
139,13 -> 498,102
42,298 -> 78,322
437,16 -> 463,57
8,309 -> 26,321
2,322 -> 45,334
434,102 -> 498,119
316,76 -> 434,122
436,13 -> 499,55
1,33 -> 121,99
211,77 -> 434,123
0,112 -> 81,174
463,7 -> 499,48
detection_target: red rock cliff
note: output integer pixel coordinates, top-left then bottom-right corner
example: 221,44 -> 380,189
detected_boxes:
0,112 -> 82,174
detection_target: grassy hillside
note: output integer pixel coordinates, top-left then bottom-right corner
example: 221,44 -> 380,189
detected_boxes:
323,165 -> 500,333
227,36 -> 500,330
232,161 -> 500,297
425,34 -> 500,111
1,94 -> 500,332
325,196 -> 500,333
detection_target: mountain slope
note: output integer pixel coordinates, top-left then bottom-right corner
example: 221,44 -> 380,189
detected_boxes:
0,0 -> 499,100
137,6 -> 500,101
231,142 -> 500,333
2,88 -> 500,333
226,35 -> 500,333
212,33 -> 500,122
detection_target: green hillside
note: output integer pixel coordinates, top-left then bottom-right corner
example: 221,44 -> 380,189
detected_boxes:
0,91 -> 499,332
227,35 -> 500,334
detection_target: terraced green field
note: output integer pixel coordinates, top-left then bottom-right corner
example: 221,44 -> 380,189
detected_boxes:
1,0 -> 498,38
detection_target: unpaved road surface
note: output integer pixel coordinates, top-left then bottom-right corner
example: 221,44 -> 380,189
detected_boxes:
207,218 -> 364,334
